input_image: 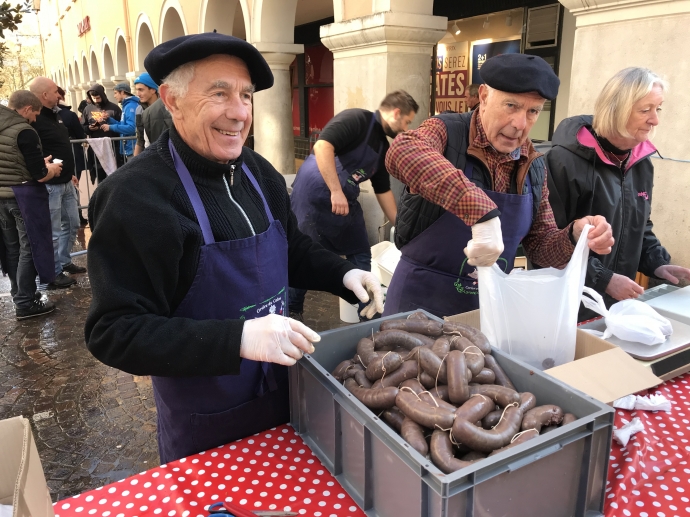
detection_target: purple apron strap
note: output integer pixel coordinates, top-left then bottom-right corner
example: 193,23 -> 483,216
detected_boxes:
168,140 -> 215,245
241,163 -> 275,223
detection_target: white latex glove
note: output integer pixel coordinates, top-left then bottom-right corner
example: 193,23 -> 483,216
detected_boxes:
464,217 -> 504,267
343,269 -> 384,319
240,314 -> 321,366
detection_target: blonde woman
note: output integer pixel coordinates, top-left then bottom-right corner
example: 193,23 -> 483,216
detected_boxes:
546,67 -> 690,319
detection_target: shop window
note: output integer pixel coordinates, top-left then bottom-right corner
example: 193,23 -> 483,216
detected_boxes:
290,43 -> 334,140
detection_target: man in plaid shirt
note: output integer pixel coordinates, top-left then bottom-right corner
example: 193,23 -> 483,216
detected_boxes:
383,54 -> 614,317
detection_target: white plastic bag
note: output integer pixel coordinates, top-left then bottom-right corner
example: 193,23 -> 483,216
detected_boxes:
581,287 -> 672,345
478,226 -> 591,370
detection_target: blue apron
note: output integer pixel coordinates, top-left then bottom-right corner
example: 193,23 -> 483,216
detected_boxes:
383,159 -> 534,318
290,112 -> 383,255
152,140 -> 290,464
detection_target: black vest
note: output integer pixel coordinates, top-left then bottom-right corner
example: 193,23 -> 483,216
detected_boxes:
395,112 -> 545,248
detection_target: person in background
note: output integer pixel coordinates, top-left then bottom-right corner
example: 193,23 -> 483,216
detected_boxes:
546,67 -> 690,321
0,90 -> 62,318
133,72 -> 160,156
83,84 -> 123,179
77,98 -> 91,123
30,77 -> 83,287
383,54 -> 614,318
288,91 -> 419,321
100,83 -> 139,162
467,83 -> 480,111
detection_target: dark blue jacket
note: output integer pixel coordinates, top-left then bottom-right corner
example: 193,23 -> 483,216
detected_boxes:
107,95 -> 139,156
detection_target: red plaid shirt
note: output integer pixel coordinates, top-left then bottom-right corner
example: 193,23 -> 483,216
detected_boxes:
385,111 -> 575,268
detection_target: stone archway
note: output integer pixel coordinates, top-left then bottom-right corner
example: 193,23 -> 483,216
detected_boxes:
116,35 -> 129,76
103,43 -> 115,79
136,19 -> 156,72
200,0 -> 247,39
81,55 -> 90,83
90,50 -> 100,81
160,5 -> 186,42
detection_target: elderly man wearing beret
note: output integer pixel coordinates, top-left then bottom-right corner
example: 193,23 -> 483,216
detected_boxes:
383,54 -> 615,317
84,33 -> 384,463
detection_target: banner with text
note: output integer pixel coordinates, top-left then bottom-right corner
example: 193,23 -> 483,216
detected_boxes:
471,39 -> 521,84
435,41 -> 469,114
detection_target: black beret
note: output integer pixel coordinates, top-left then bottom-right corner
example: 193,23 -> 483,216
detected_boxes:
479,53 -> 560,100
144,33 -> 274,91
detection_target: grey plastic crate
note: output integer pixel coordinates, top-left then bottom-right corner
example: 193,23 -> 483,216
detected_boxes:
289,311 -> 615,517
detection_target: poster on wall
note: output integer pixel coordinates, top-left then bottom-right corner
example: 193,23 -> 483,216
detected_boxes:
435,41 -> 469,113
471,39 -> 521,84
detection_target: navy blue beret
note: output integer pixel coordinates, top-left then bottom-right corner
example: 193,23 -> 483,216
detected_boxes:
479,53 -> 560,100
144,33 -> 273,91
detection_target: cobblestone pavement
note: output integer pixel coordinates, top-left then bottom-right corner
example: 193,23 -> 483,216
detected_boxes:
0,227 -> 350,502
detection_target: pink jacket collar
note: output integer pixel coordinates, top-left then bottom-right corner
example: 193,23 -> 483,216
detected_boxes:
576,126 -> 657,172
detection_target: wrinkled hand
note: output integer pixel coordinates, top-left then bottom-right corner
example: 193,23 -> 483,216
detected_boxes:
100,124 -> 110,132
331,190 -> 349,216
240,314 -> 321,366
464,217 -> 504,267
606,273 -> 644,301
654,265 -> 690,285
343,269 -> 384,319
573,216 -> 614,254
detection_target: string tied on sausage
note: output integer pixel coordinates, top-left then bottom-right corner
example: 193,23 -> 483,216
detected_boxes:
356,355 -> 366,368
435,353 -> 448,392
419,390 -> 440,408
469,393 -> 493,405
379,351 -> 392,383
491,402 -> 519,429
400,386 -> 422,401
461,345 -> 485,357
510,429 -> 539,444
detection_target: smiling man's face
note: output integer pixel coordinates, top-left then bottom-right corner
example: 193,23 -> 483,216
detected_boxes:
162,55 -> 254,163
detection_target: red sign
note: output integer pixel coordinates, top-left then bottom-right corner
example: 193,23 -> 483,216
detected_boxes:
77,16 -> 90,37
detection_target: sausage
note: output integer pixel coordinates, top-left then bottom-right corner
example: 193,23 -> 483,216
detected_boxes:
409,333 -> 437,348
400,378 -> 425,394
471,368 -> 496,384
419,371 -> 436,390
442,322 -> 492,355
380,319 -> 444,337
451,405 -> 522,452
541,425 -> 559,434
407,311 -> 429,320
374,330 -> 426,351
521,405 -> 564,432
354,370 -> 372,388
382,406 -> 406,432
343,363 -> 364,379
488,428 -> 539,457
396,390 -> 455,429
365,352 -> 403,381
419,391 -> 457,413
519,392 -> 537,413
380,360 -> 419,388
455,394 -> 495,423
371,379 -> 383,389
344,378 -> 399,410
404,378 -> 450,402
431,337 -> 450,359
430,430 -> 472,474
428,384 -> 450,402
469,385 -> 520,408
449,336 -> 485,376
483,354 -> 516,391
460,451 -> 487,462
418,347 -> 448,384
356,338 -> 377,365
481,410 -> 502,430
332,359 -> 353,381
447,350 -> 470,405
401,417 -> 429,457
561,413 -> 577,426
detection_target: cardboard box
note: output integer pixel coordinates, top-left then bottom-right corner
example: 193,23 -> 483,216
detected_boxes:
0,416 -> 54,517
445,310 -> 662,404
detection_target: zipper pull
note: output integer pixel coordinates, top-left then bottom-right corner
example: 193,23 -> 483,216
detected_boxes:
230,165 -> 235,187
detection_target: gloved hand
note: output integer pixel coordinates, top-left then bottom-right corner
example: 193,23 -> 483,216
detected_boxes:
343,269 -> 384,319
464,217 -> 504,267
240,314 -> 321,366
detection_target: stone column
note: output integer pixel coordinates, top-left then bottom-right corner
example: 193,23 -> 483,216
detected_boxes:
559,0 -> 690,268
125,71 -> 141,91
101,80 -> 116,103
252,43 -> 303,176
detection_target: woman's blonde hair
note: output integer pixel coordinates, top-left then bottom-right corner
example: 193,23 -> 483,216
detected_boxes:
592,67 -> 669,140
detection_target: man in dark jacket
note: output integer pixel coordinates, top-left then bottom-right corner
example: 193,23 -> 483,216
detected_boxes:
57,86 -> 88,225
0,90 -> 62,318
83,84 -> 123,178
30,77 -> 83,288
85,33 -> 384,464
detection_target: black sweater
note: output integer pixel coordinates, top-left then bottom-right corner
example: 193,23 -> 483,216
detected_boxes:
31,106 -> 74,184
85,128 -> 357,377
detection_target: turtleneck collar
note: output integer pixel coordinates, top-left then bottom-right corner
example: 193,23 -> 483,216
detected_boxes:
169,126 -> 243,179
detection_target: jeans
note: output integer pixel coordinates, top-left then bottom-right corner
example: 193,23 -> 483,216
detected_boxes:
46,182 -> 79,275
289,250 -> 372,315
0,199 -> 37,309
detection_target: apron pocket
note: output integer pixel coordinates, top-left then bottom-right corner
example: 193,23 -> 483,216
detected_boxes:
190,380 -> 290,453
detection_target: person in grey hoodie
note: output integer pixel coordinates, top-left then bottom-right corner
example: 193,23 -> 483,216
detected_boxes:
546,67 -> 690,320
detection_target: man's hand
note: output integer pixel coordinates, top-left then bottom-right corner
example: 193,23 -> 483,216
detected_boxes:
606,273 -> 644,300
343,269 -> 384,319
654,265 -> 690,285
464,217 -> 504,267
331,190 -> 349,216
89,124 -> 99,131
573,216 -> 614,254
240,314 -> 321,366
71,176 -> 79,188
46,161 -> 62,178
100,123 -> 110,132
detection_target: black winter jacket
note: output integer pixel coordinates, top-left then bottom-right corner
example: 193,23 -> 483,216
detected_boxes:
31,106 -> 74,184
82,84 -> 122,139
546,115 -> 670,316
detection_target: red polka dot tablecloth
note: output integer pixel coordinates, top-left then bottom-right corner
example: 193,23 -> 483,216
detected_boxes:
54,425 -> 366,517
605,373 -> 690,517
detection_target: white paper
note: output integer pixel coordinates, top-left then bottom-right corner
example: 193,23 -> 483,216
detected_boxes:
613,394 -> 636,410
613,417 -> 645,447
635,394 -> 672,412
0,504 -> 13,517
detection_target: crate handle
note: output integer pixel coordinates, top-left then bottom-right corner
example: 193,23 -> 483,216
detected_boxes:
506,442 -> 562,472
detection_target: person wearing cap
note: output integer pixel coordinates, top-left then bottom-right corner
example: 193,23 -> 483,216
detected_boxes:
101,83 -> 139,160
383,54 -> 615,317
85,33 -> 384,463
132,72 -> 173,156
